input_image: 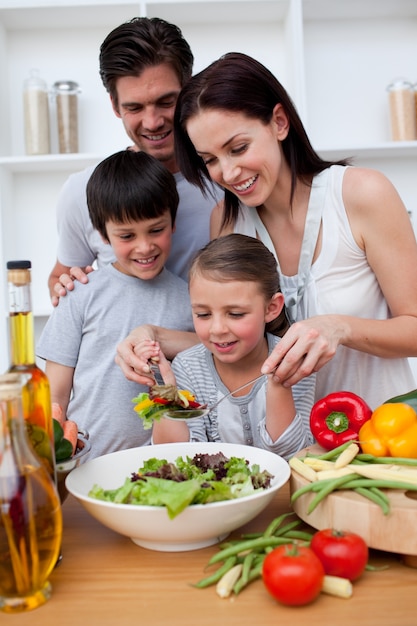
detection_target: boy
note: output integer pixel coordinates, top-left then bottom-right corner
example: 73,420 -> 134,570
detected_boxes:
37,150 -> 194,458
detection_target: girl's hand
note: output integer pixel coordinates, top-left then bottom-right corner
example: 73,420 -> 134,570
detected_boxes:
115,327 -> 159,385
262,315 -> 348,387
152,350 -> 177,386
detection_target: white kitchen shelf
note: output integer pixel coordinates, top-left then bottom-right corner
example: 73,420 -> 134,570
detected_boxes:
1,0 -> 417,374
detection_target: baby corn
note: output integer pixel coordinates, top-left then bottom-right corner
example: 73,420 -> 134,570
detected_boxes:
346,463 -> 417,485
216,564 -> 243,598
289,456 -> 318,482
334,443 -> 360,468
322,575 -> 353,598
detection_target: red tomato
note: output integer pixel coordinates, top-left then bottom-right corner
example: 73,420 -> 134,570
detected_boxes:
310,529 -> 368,581
262,544 -> 324,606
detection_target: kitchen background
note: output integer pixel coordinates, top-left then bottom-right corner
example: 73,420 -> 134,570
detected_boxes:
0,0 -> 416,379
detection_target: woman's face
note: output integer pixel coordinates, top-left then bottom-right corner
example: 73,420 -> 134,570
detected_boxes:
186,107 -> 287,207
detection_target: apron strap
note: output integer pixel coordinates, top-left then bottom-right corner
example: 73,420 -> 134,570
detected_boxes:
248,168 -> 329,323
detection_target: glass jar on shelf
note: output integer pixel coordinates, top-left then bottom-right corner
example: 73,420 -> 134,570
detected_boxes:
22,69 -> 51,155
52,80 -> 81,153
387,78 -> 416,141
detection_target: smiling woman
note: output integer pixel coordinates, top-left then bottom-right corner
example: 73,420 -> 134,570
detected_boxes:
173,51 -> 417,410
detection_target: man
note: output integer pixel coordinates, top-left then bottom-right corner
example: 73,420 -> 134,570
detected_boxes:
48,17 -> 220,305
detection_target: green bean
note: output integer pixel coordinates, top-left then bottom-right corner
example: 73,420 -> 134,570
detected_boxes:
194,556 -> 237,588
233,558 -> 265,595
353,487 -> 390,515
368,486 -> 391,508
272,519 -> 302,537
239,552 -> 258,588
356,453 -> 417,466
307,474 -> 363,514
263,512 -> 295,537
306,441 -> 357,461
342,478 -> 417,491
208,536 -> 295,565
281,530 -> 314,542
291,473 -> 358,503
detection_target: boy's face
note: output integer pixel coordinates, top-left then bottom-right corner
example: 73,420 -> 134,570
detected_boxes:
111,64 -> 181,175
106,211 -> 174,280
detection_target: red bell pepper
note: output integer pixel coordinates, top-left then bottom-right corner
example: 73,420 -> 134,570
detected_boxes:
310,391 -> 372,451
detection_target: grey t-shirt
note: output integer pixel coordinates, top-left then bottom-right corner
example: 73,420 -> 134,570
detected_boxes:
55,164 -> 222,281
37,264 -> 194,458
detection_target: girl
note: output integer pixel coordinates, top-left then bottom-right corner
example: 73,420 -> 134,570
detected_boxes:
172,52 -> 417,408
143,234 -> 315,460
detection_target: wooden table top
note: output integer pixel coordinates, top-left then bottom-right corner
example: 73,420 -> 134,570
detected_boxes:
16,482 -> 417,626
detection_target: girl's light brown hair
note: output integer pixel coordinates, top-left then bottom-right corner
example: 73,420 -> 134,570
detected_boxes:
189,234 -> 289,336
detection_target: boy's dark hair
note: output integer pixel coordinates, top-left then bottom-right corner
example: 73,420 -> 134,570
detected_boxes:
99,17 -> 194,108
86,150 -> 179,240
189,234 -> 289,337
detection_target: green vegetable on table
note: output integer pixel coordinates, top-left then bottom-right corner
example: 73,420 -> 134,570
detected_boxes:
194,512 -> 314,596
290,441 -> 417,515
88,452 -> 273,519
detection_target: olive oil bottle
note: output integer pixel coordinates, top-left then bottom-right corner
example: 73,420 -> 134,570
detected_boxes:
0,373 -> 62,612
6,261 -> 56,482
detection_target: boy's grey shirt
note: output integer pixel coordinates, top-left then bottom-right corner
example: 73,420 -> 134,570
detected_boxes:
37,264 -> 194,458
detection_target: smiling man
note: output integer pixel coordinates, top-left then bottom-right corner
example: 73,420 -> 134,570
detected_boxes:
48,17 -> 221,304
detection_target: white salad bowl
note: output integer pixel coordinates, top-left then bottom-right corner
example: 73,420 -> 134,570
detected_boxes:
65,441 -> 290,552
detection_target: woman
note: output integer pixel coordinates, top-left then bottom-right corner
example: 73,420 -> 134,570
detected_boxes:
170,52 -> 417,408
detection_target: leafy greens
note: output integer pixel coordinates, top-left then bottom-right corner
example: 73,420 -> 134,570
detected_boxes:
88,452 -> 274,519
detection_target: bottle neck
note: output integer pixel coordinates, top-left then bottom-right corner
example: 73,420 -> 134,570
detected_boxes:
8,280 -> 36,367
0,375 -> 41,471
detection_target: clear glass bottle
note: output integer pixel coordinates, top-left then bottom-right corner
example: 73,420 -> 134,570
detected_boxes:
6,261 -> 56,483
23,69 -> 51,155
0,373 -> 62,613
52,80 -> 80,153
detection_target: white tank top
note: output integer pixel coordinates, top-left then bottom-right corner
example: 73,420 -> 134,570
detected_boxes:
234,165 -> 415,408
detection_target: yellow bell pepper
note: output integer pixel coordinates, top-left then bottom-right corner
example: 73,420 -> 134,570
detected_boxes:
358,402 -> 417,458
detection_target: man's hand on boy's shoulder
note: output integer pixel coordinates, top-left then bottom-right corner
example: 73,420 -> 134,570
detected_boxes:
50,264 -> 95,307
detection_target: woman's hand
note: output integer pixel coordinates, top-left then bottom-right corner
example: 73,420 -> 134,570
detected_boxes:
262,315 -> 348,387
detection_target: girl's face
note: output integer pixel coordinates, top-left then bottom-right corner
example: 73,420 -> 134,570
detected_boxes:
106,211 -> 174,280
186,106 -> 289,207
189,273 -> 283,366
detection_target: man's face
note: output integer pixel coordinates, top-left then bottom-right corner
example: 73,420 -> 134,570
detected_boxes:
112,64 -> 181,174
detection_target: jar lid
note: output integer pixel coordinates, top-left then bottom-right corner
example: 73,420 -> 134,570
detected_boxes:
24,69 -> 47,89
7,260 -> 31,285
387,78 -> 413,91
7,260 -> 31,270
53,80 -> 80,92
